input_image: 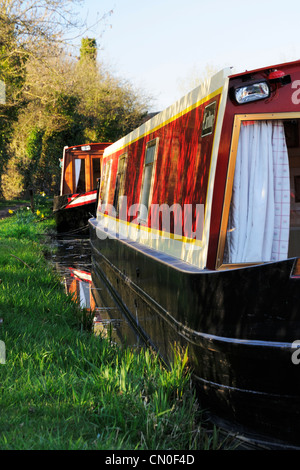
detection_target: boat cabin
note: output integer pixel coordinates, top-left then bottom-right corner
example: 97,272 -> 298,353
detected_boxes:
60,142 -> 110,196
54,142 -> 110,233
96,61 -> 300,272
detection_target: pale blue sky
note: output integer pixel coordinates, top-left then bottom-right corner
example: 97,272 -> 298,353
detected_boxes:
74,0 -> 300,111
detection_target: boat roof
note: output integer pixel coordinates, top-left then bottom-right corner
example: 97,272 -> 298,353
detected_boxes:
229,59 -> 300,78
64,142 -> 111,152
103,67 -> 231,157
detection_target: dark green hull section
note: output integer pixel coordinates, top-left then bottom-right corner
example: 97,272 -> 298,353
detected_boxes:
89,217 -> 300,448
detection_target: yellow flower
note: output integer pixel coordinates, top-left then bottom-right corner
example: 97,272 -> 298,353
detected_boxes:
41,214 -> 44,219
8,209 -> 14,214
36,210 -> 40,216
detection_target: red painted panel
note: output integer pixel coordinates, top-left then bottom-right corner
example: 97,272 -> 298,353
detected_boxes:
103,95 -> 221,240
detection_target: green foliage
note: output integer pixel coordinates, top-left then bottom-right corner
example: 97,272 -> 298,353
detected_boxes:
0,2 -> 142,198
45,92 -> 80,121
80,38 -> 97,61
0,194 -> 54,240
0,35 -> 27,197
1,41 -> 149,198
23,127 -> 44,189
26,128 -> 44,161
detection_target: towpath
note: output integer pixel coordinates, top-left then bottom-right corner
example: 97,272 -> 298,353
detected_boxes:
0,203 -> 28,220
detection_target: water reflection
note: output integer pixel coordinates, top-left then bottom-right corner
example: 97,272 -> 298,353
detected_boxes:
50,237 -> 143,348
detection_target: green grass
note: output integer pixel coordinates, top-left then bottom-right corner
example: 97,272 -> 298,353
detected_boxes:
0,198 -> 235,450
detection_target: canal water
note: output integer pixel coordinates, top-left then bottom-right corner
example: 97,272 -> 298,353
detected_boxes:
50,236 -> 144,348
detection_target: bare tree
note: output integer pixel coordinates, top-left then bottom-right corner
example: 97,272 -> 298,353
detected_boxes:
0,0 -> 113,113
0,0 -> 110,52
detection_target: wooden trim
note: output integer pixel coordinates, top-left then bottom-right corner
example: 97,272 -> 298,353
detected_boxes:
292,258 -> 300,277
215,112 -> 300,270
85,157 -> 91,192
215,115 -> 241,269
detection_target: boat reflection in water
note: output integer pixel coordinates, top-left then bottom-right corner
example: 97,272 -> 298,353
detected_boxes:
52,238 -> 143,347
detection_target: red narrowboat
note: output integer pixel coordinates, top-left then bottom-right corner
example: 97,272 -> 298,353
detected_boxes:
54,142 -> 110,233
89,61 -> 300,448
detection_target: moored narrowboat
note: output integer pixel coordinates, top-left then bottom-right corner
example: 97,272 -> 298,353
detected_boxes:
89,61 -> 300,447
54,142 -> 110,233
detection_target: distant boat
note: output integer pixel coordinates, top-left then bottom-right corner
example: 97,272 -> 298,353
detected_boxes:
89,60 -> 300,448
53,142 -> 110,234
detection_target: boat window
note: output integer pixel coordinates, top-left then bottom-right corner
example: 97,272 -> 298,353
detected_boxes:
75,158 -> 86,193
62,153 -> 72,194
92,158 -> 101,189
101,160 -> 112,208
221,118 -> 300,266
113,153 -> 127,215
138,139 -> 158,223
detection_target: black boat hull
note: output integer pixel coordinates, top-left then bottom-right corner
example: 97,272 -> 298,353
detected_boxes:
53,194 -> 96,234
89,217 -> 300,448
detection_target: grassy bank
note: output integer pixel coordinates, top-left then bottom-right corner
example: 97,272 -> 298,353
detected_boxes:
0,198 -> 234,450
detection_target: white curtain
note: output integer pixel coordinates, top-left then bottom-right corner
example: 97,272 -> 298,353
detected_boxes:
224,120 -> 290,263
79,281 -> 90,309
75,159 -> 81,192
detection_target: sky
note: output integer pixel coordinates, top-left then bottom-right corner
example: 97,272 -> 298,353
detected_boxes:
74,0 -> 300,112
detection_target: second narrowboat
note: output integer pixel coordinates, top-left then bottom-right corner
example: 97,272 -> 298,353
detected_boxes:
53,142 -> 110,234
